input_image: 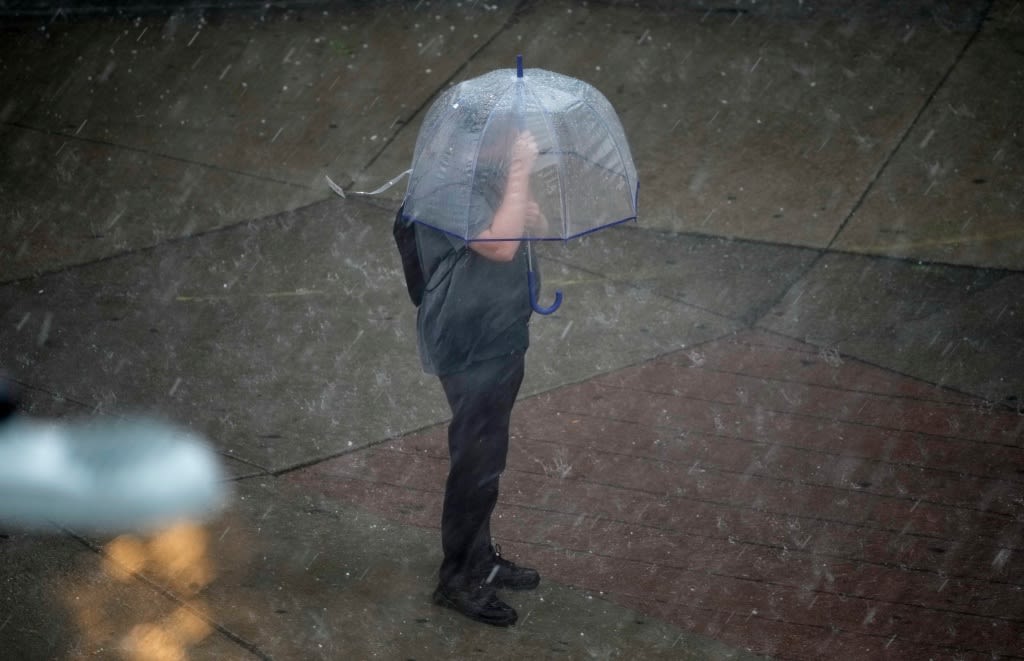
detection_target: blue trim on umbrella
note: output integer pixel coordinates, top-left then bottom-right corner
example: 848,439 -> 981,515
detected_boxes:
403,161 -> 638,241
403,212 -> 638,242
409,149 -> 635,204
402,187 -> 639,314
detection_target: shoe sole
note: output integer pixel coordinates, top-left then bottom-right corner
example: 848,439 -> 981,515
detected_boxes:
432,590 -> 518,627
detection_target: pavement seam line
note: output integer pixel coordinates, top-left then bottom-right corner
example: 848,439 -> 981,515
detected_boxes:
349,0 -> 532,187
540,251 -> 742,324
7,379 -> 275,476
753,327 -> 1024,413
4,120 -> 314,191
0,190 -> 357,287
820,0 -> 995,254
268,420 -> 447,478
627,224 -> 1024,276
268,327 -> 746,476
748,0 -> 1000,331
63,528 -> 274,661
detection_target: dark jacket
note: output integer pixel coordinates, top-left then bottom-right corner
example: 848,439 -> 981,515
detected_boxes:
415,225 -> 532,376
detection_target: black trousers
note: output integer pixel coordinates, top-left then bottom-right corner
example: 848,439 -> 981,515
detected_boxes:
437,351 -> 525,588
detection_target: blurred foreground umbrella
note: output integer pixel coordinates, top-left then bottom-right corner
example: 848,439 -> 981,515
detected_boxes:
0,402 -> 228,534
401,55 -> 638,314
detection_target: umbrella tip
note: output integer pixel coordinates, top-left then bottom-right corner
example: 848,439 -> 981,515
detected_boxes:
516,54 -> 523,78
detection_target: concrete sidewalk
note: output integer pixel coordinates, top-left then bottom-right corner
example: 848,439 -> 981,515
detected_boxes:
1,1 -> 1021,659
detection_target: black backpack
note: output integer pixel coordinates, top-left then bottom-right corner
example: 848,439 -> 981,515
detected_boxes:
393,206 -> 425,306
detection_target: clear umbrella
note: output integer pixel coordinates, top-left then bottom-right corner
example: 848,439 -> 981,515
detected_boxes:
402,55 -> 639,314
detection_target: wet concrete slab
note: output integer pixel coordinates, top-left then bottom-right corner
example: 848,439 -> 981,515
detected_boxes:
757,251 -> 1024,405
832,0 -> 1024,270
287,329 -> 1024,660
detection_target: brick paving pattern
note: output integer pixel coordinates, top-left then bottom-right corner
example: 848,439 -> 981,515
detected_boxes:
286,330 -> 1024,659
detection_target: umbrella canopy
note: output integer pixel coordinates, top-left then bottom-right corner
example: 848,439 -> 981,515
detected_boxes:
403,56 -> 638,243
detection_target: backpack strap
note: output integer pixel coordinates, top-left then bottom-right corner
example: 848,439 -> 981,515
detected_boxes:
393,206 -> 426,306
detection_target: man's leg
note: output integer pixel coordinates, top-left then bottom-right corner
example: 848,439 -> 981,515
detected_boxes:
438,352 -> 525,590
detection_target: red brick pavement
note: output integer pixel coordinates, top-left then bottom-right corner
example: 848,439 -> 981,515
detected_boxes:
285,330 -> 1024,660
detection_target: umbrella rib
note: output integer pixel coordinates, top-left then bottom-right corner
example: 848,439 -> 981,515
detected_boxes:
464,78 -> 519,241
522,80 -> 570,240
575,93 -> 638,214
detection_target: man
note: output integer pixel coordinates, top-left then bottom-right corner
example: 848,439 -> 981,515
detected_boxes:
414,129 -> 545,627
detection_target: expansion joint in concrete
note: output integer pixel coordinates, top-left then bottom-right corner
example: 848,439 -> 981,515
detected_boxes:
63,528 -> 274,661
822,0 -> 996,255
747,0 -> 998,340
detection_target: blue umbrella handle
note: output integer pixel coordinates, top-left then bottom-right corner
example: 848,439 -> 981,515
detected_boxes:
528,270 -> 562,315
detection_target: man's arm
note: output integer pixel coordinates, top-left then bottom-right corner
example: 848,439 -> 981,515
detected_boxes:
470,131 -> 538,262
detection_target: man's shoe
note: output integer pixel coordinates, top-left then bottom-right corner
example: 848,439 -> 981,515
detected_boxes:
432,582 -> 518,627
478,544 -> 541,591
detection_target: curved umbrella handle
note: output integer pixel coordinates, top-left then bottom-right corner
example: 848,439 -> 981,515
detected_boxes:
528,270 -> 562,315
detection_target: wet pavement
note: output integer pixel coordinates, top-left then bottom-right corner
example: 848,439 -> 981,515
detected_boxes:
1,1 -> 1022,659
